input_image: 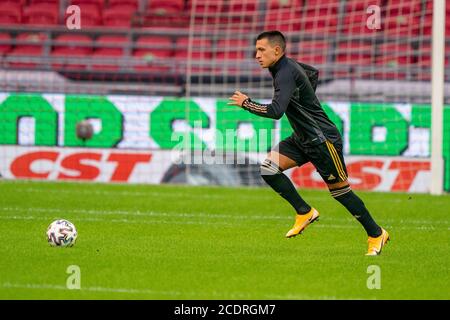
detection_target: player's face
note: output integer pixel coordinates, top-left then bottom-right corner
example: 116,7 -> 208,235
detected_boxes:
255,39 -> 281,68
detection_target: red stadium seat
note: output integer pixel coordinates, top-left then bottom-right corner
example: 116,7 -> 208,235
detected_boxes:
377,43 -> 414,65
216,39 -> 248,60
344,0 -> 382,11
229,0 -> 258,12
342,11 -> 383,35
0,33 -> 12,55
108,0 -> 139,10
66,3 -> 102,27
144,0 -> 188,27
0,3 -> 22,25
71,0 -> 105,12
264,9 -> 302,33
174,37 -> 212,59
94,35 -> 128,51
11,33 -> 47,50
383,0 -> 421,36
422,10 -> 432,36
23,3 -> 59,25
189,0 -> 223,11
214,39 -> 249,75
295,40 -> 329,65
301,0 -> 339,34
268,0 -> 303,10
52,34 -> 92,54
416,42 -> 431,81
335,42 -> 374,78
374,42 -> 414,80
227,0 -> 258,25
143,14 -> 190,29
336,42 -> 374,64
190,0 -> 225,25
383,16 -> 420,36
133,36 -> 174,72
28,0 -> 59,3
416,44 -> 450,68
446,45 -> 450,67
422,1 -> 450,36
150,0 -> 185,11
174,37 -> 213,74
302,13 -> 338,34
304,0 -> 339,10
92,35 -> 128,71
134,36 -> 173,57
3,0 -> 27,4
103,5 -> 137,27
7,33 -> 48,69
51,34 -> 93,70
386,0 -> 422,15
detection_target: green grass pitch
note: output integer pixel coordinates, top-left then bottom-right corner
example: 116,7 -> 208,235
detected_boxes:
0,179 -> 448,300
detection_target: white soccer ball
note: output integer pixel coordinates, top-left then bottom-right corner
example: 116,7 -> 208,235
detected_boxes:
47,219 -> 78,247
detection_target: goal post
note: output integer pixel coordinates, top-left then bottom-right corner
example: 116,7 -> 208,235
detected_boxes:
430,0 -> 445,195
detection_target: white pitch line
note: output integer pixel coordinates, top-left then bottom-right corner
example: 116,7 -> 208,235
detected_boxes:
0,282 -> 247,299
1,206 -> 449,227
0,214 -> 239,227
0,214 -> 351,228
6,187 -> 278,201
0,213 -> 447,231
1,282 -> 182,297
10,186 -> 409,203
0,282 -> 366,300
1,206 -> 289,221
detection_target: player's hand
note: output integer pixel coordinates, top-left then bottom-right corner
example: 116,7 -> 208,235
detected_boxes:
228,91 -> 248,107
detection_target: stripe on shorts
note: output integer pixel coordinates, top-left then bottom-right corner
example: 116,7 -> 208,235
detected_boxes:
325,140 -> 347,181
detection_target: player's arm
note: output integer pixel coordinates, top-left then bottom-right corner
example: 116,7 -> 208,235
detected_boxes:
228,68 -> 296,120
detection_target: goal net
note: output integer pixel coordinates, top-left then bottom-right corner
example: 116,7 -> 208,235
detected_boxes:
183,0 -> 449,193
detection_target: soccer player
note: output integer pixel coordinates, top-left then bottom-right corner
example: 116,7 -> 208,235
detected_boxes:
228,31 -> 389,255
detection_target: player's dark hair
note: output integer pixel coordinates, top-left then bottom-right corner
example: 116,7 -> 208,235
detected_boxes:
256,31 -> 286,52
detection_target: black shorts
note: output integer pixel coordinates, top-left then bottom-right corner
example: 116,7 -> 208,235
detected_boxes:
274,134 -> 348,184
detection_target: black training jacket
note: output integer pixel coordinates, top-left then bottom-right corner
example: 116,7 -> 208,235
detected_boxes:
242,55 -> 341,147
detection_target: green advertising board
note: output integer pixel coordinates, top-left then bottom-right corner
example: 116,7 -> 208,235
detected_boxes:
0,93 -> 449,190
